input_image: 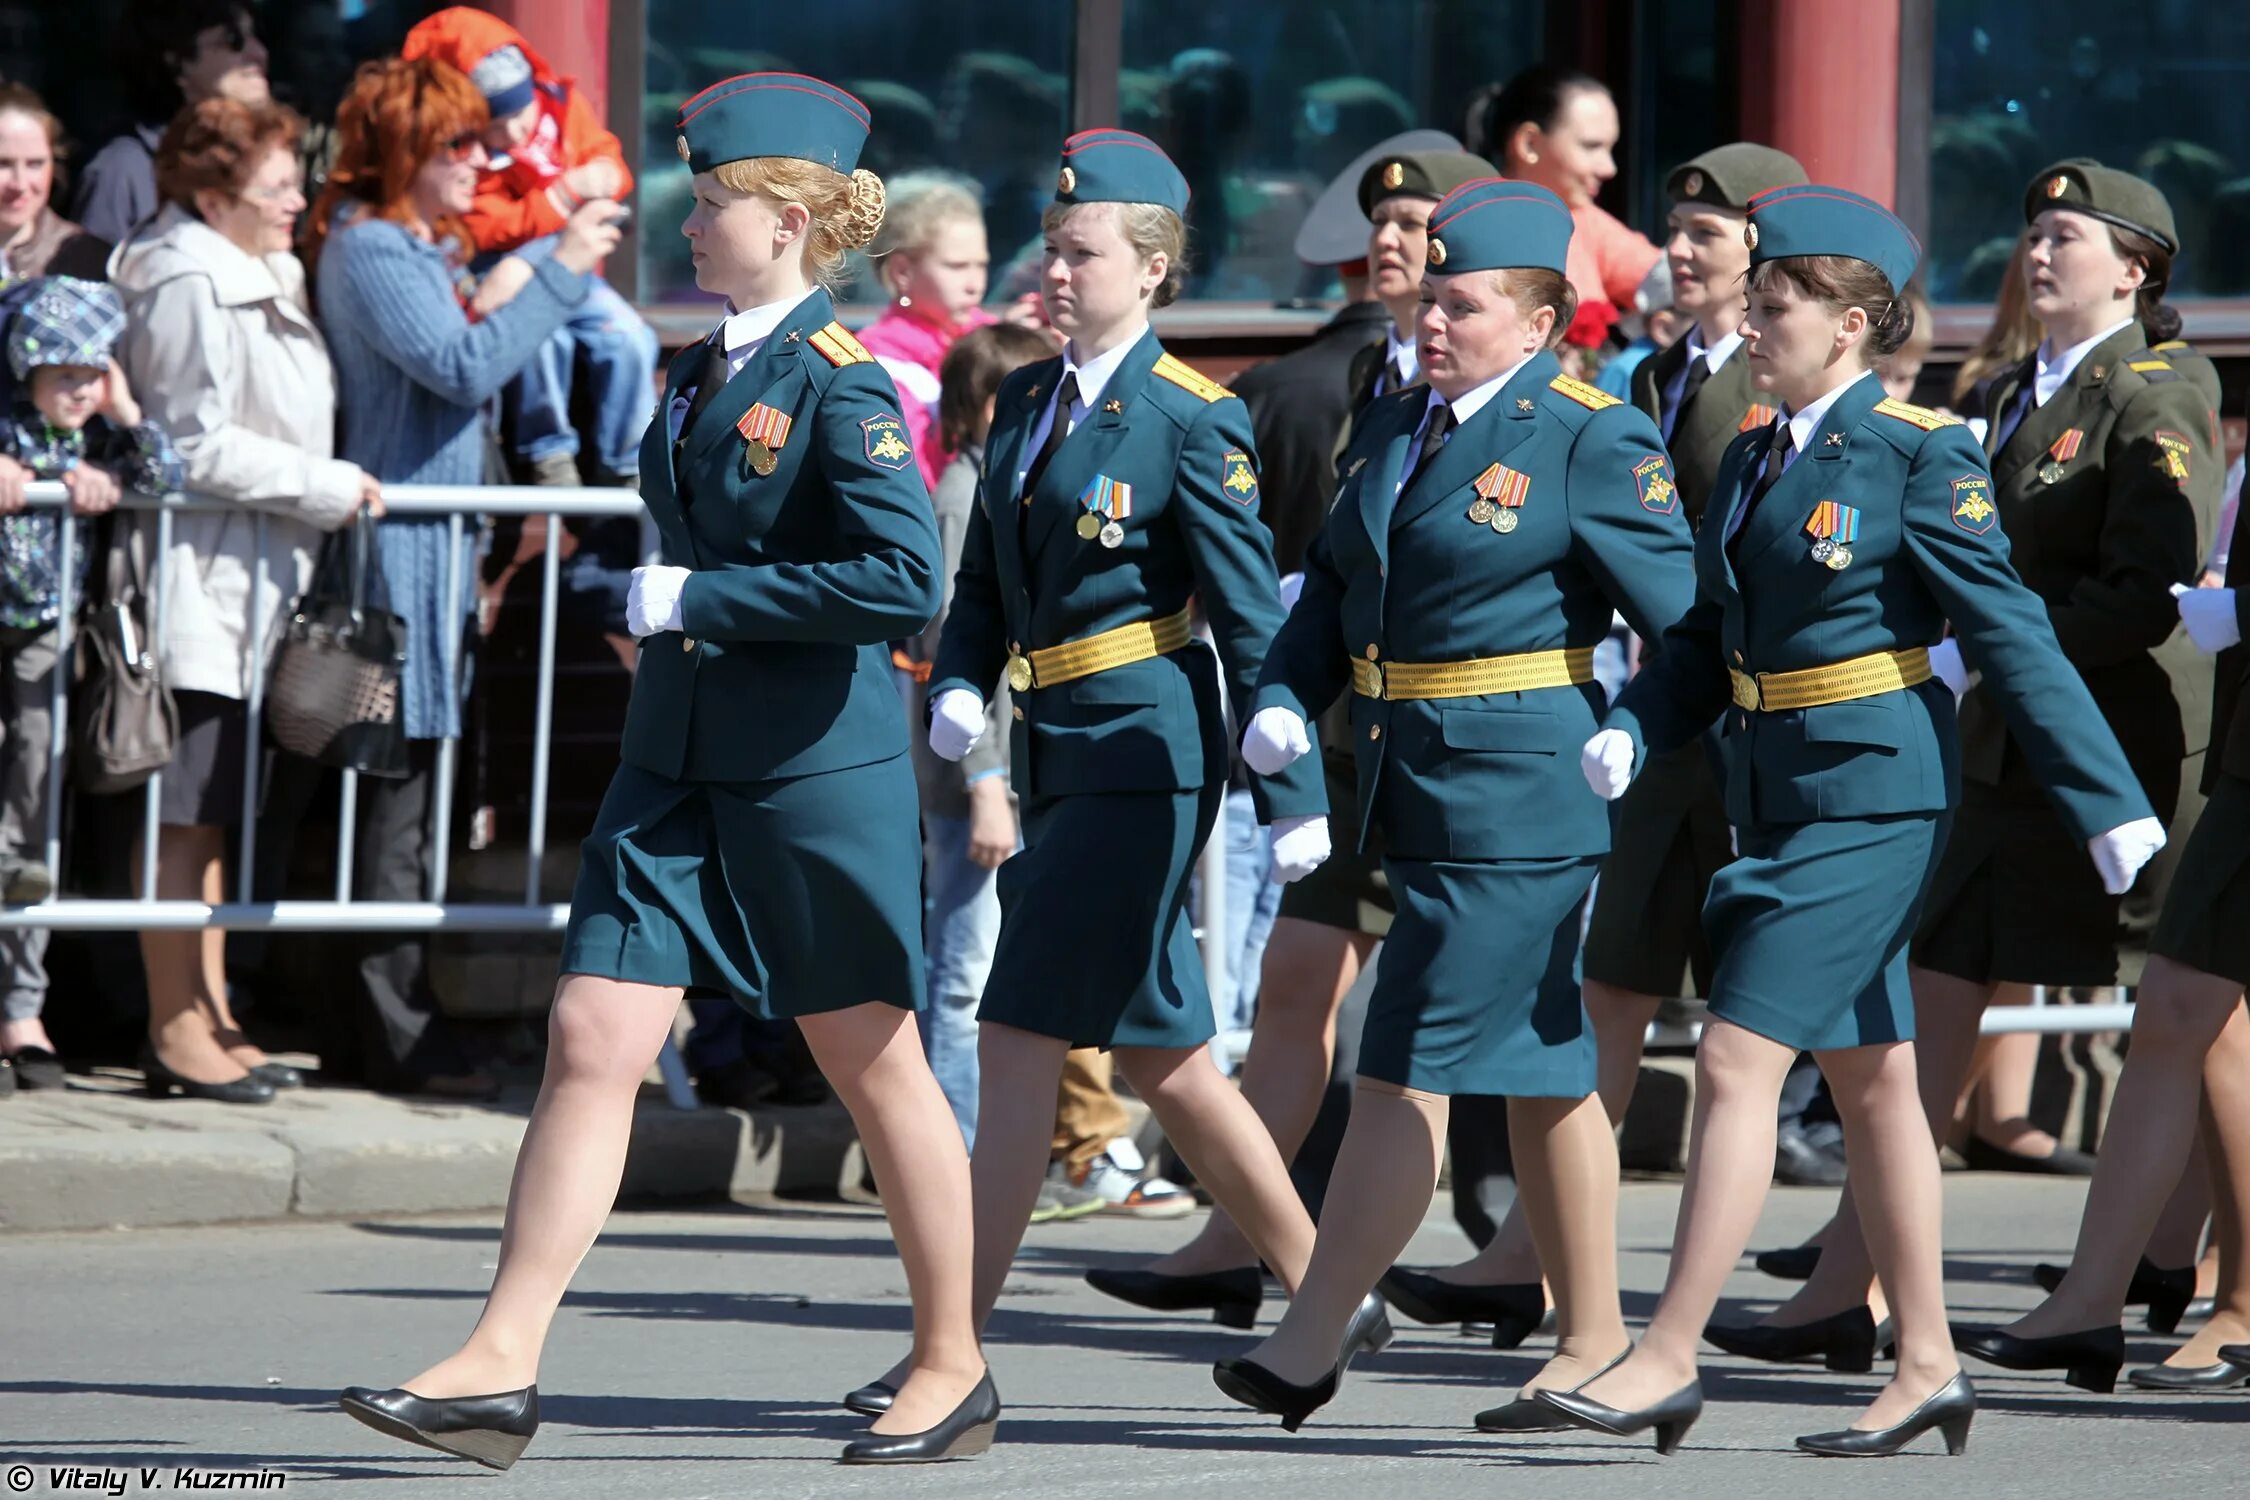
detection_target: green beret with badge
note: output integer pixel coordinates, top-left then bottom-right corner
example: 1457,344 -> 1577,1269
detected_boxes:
1666,143 -> 1806,211
2023,158 -> 2179,253
1357,149 -> 1493,219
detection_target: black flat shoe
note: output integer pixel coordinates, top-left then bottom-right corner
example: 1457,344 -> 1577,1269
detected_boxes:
841,1380 -> 895,1416
2220,1343 -> 2250,1366
250,1060 -> 305,1089
1535,1376 -> 1704,1455
2127,1357 -> 2250,1391
1085,1264 -> 1262,1329
1952,1322 -> 2123,1393
140,1047 -> 275,1105
1473,1349 -> 1627,1433
6,1045 -> 64,1089
838,1372 -> 999,1463
2031,1253 -> 2195,1334
1754,1244 -> 1821,1281
1795,1371 -> 1975,1457
1703,1305 -> 1889,1373
1376,1266 -> 1545,1347
1962,1136 -> 2094,1176
338,1384 -> 539,1470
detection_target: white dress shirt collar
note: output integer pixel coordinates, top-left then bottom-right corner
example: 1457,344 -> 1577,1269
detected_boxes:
1386,326 -> 1419,386
1782,368 -> 1877,468
1059,330 -> 1145,416
1695,326 -> 1744,373
2033,315 -> 2137,407
713,291 -> 816,378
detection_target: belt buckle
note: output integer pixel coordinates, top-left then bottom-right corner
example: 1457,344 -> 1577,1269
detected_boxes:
1368,660 -> 1389,700
1006,653 -> 1034,693
1730,671 -> 1761,712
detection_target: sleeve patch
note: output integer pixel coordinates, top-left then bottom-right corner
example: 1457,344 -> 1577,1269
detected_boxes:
1633,455 -> 1677,514
1153,352 -> 1233,402
1549,374 -> 1621,410
861,413 -> 914,469
1875,396 -> 1961,431
2155,430 -> 2192,482
810,322 -> 874,367
1221,449 -> 1260,504
1950,474 -> 1998,534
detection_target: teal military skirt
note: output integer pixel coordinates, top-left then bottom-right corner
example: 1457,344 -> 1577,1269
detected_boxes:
977,779 -> 1223,1050
1703,812 -> 1951,1051
560,755 -> 926,1019
1357,855 -> 1603,1096
2151,773 -> 2250,988
1582,741 -> 1734,997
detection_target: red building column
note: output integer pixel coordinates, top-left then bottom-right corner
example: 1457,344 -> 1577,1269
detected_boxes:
1738,0 -> 1901,205
480,0 -> 611,116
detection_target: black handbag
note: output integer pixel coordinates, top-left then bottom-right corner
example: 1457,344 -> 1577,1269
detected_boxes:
266,510 -> 410,778
71,511 -> 179,795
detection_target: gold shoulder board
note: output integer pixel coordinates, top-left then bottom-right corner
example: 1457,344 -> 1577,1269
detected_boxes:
2127,359 -> 2173,373
1153,353 -> 1233,403
1873,396 -> 1958,431
1549,374 -> 1621,411
809,322 -> 873,367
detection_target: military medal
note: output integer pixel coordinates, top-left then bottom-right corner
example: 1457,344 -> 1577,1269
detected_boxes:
1739,403 -> 1779,434
1803,500 -> 1860,570
1076,473 -> 1132,544
2040,429 -> 2083,485
1099,521 -> 1125,549
1471,461 -> 1529,534
1076,512 -> 1102,540
745,441 -> 776,476
736,403 -> 794,477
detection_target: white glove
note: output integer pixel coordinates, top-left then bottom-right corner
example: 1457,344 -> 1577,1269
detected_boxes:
1928,638 -> 1970,701
2173,583 -> 2242,653
2088,816 -> 2167,896
1580,728 -> 1636,801
626,564 -> 688,638
1278,571 -> 1306,611
927,688 -> 986,763
1242,705 -> 1313,776
1269,814 -> 1331,883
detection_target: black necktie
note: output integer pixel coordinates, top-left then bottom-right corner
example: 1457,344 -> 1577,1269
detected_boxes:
677,342 -> 732,449
1666,352 -> 1713,440
1402,403 -> 1456,491
1988,368 -> 2036,458
1730,422 -> 1794,556
1022,372 -> 1080,499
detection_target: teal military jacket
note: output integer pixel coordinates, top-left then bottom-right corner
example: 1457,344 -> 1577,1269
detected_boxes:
622,288 -> 942,783
1254,351 -> 1699,861
1609,373 -> 2153,840
930,327 -> 1324,820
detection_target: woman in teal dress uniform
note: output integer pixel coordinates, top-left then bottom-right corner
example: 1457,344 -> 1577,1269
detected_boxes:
340,75 -> 997,1469
1544,186 -> 2163,1458
850,129 -> 1348,1412
1210,179 -> 1702,1432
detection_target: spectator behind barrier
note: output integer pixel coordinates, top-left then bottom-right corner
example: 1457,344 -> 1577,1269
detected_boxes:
859,173 -> 1002,493
75,0 -> 270,246
302,56 -> 618,1100
0,278 -> 181,1094
109,96 -> 382,1104
403,6 -> 659,489
0,85 -> 112,286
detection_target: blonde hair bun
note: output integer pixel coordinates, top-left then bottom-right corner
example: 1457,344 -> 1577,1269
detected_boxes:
841,168 -> 887,250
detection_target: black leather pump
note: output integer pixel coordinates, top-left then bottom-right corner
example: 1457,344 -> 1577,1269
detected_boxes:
1753,1244 -> 1821,1281
1702,1305 -> 1891,1373
1534,1376 -> 1703,1455
2031,1256 -> 2197,1333
1376,1267 -> 1545,1348
1952,1322 -> 2124,1393
339,1384 -> 540,1470
1084,1265 -> 1263,1329
1795,1371 -> 1975,1457
141,1047 -> 274,1105
838,1372 -> 999,1463
1212,1292 -> 1393,1431
1472,1350 -> 1627,1433
841,1379 -> 894,1416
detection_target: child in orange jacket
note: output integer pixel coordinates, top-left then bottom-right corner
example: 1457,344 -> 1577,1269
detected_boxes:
403,7 -> 657,487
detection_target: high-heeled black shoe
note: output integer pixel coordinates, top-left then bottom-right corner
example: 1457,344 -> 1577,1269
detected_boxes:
140,1047 -> 275,1105
1794,1371 -> 1975,1457
1212,1292 -> 1392,1431
1961,1136 -> 2094,1176
2127,1354 -> 2250,1391
339,1384 -> 540,1470
1952,1322 -> 2124,1393
1084,1265 -> 1263,1329
1376,1267 -> 1545,1347
838,1371 -> 999,1463
1341,1290 -> 1394,1368
1702,1305 -> 1890,1373
1472,1349 -> 1627,1433
1534,1374 -> 1703,1455
841,1380 -> 894,1416
2030,1255 -> 2197,1332
1753,1244 -> 1821,1281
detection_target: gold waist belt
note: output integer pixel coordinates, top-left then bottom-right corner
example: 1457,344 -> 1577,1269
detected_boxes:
1729,647 -> 1932,712
1006,607 -> 1193,692
1349,645 -> 1596,702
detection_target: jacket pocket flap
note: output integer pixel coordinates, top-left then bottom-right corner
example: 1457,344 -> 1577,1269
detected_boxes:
1067,669 -> 1161,707
1798,699 -> 1901,748
1440,708 -> 1561,753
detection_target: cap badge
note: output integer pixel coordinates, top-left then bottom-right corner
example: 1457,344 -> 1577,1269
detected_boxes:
1683,170 -> 1705,198
1427,237 -> 1447,267
1743,222 -> 1760,250
1058,165 -> 1077,195
2047,174 -> 2069,199
1381,161 -> 1405,190
676,135 -> 691,163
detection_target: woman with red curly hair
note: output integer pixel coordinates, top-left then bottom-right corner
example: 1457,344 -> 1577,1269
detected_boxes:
308,56 -> 622,1098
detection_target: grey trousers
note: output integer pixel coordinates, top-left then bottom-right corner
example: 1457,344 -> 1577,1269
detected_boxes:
0,626 -> 56,1021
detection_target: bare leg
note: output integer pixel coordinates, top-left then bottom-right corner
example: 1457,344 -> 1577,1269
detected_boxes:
135,824 -> 251,1085
1507,1092 -> 1630,1395
1817,1040 -> 1960,1428
1117,1044 -> 1318,1291
2008,958 -> 2246,1336
1239,1078 -> 1447,1384
1569,1019 -> 1796,1410
1769,965 -> 1993,1325
399,975 -> 682,1397
1148,921 -> 1374,1276
1970,984 -> 2064,1156
2161,1004 -> 2250,1366
1433,980 -> 1655,1285
796,1005 -> 985,1434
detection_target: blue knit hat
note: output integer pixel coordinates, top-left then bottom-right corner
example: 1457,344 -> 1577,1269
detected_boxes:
470,44 -> 537,120
1744,183 -> 1921,293
1423,178 -> 1573,275
675,72 -> 871,175
1053,129 -> 1190,215
7,277 -> 126,381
